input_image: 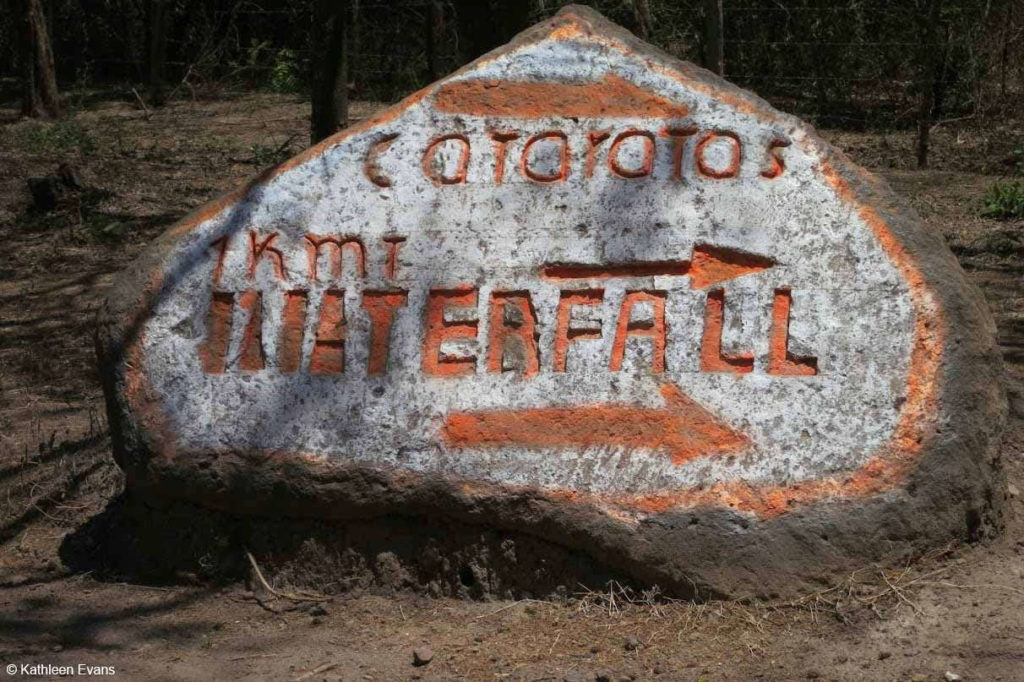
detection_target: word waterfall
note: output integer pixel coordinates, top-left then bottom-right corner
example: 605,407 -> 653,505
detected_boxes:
198,231 -> 817,380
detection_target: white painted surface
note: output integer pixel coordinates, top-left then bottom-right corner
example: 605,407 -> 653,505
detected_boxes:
141,35 -> 914,495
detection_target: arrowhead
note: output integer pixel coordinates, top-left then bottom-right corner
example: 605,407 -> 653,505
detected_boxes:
657,383 -> 749,464
688,244 -> 774,289
441,382 -> 748,465
433,74 -> 689,119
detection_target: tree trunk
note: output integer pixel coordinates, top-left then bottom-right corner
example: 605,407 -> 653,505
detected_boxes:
426,0 -> 444,81
703,0 -> 724,76
339,0 -> 357,111
454,0 -> 497,63
23,0 -> 60,118
916,0 -> 943,169
149,0 -> 168,107
311,0 -> 350,144
1000,1 -> 1014,100
18,0 -> 41,118
632,0 -> 653,40
349,0 -> 360,97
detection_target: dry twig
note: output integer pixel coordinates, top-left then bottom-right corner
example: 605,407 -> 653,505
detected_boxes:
245,549 -> 327,603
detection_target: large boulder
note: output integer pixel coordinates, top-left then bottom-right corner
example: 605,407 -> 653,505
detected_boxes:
97,5 -> 1006,598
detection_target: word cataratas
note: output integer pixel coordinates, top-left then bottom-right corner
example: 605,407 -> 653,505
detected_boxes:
197,231 -> 818,379
365,126 -> 789,187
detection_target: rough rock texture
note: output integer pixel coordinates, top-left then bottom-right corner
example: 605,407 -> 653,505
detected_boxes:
97,6 -> 1006,598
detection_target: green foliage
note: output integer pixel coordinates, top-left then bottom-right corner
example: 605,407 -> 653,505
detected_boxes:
84,217 -> 128,243
1008,147 -> 1024,176
981,181 -> 1024,220
23,121 -> 97,155
247,140 -> 295,166
268,48 -> 301,93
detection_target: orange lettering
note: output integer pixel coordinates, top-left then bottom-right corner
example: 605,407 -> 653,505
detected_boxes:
310,289 -> 346,375
199,291 -> 234,374
365,134 -> 399,188
760,139 -> 789,180
363,290 -> 408,375
487,291 -> 540,378
489,131 -> 519,184
661,126 -> 698,180
610,291 -> 667,373
304,235 -> 365,282
695,131 -> 742,179
248,231 -> 286,280
422,287 -> 478,377
422,134 -> 471,185
585,130 -> 611,178
699,289 -> 753,373
768,288 -> 818,376
278,291 -> 308,373
210,236 -> 230,286
382,235 -> 406,280
608,129 -> 655,179
238,290 -> 265,371
521,131 -> 569,183
553,289 -> 603,372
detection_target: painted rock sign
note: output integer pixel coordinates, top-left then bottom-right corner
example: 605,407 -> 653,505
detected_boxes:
99,6 -> 1005,596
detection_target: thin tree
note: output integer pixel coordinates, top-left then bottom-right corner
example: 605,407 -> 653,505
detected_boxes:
311,0 -> 350,144
632,0 -> 653,39
704,0 -> 724,76
999,0 -> 1014,100
20,0 -> 60,118
426,0 -> 444,81
149,0 -> 168,107
917,0 -> 943,168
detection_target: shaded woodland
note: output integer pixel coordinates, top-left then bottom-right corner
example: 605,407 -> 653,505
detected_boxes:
2,1 -> 1023,156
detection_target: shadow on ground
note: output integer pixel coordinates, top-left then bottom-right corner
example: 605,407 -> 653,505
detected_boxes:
59,494 -> 638,601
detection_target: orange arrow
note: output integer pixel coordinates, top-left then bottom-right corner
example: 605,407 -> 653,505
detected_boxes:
433,74 -> 689,119
441,383 -> 749,465
540,244 -> 774,289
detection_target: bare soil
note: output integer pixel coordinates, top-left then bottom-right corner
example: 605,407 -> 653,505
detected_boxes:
1,93 -> 1023,681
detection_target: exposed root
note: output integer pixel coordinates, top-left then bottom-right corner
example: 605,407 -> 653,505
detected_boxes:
245,549 -> 327,603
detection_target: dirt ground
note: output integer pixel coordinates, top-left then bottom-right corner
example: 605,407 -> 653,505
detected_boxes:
1,93 -> 1023,681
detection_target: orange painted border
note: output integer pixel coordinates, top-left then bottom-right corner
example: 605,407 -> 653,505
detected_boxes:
122,9 -> 945,521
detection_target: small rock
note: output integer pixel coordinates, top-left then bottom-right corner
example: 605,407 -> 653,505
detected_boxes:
308,603 -> 328,617
595,671 -> 614,682
624,635 -> 641,651
27,177 -> 63,211
58,163 -> 84,190
945,673 -> 962,682
473,634 -> 485,643
806,671 -> 821,679
175,570 -> 200,585
413,647 -> 434,666
1008,483 -> 1020,498
878,651 -> 892,660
